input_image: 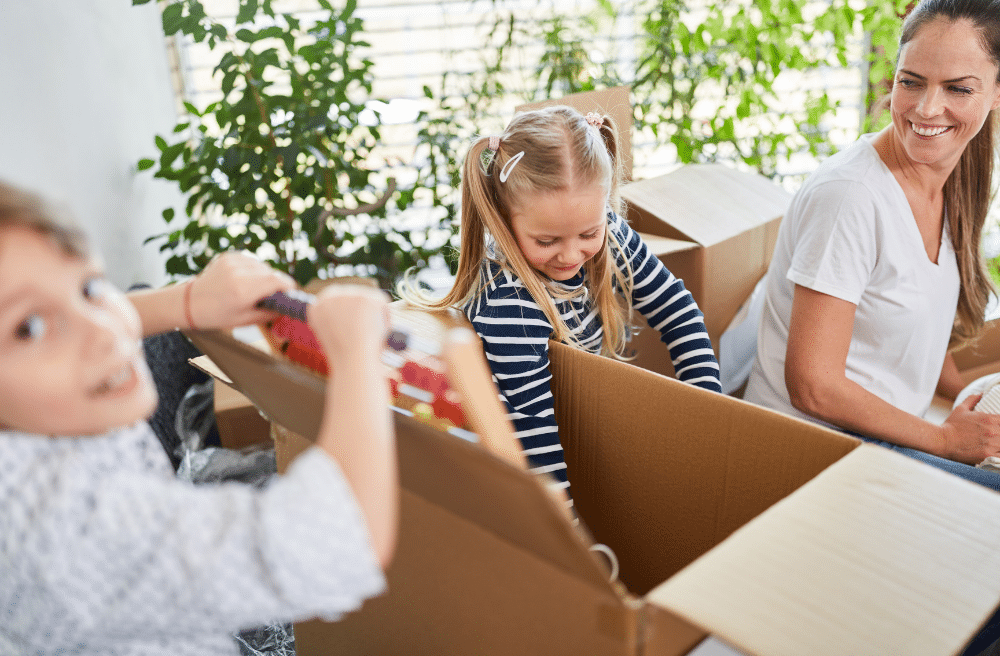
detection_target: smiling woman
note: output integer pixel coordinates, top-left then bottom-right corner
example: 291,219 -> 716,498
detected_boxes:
744,0 -> 1000,501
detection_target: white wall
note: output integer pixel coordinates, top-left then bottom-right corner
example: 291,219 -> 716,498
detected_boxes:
0,0 -> 185,289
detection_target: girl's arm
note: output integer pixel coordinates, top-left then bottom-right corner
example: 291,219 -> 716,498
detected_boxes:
307,284 -> 397,566
617,216 -> 721,392
128,252 -> 295,336
786,284 -> 1000,463
466,274 -> 573,510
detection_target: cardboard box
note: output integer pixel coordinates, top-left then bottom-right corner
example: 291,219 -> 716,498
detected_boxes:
517,85 -> 634,180
213,382 -> 271,450
952,317 -> 1000,382
620,164 -> 791,378
187,329 -> 1000,656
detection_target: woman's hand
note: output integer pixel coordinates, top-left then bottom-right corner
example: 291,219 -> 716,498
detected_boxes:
938,394 -> 1000,464
186,252 -> 295,330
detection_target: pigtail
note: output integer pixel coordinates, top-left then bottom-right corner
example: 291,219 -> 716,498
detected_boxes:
593,115 -> 625,216
397,138 -> 496,309
578,112 -> 634,357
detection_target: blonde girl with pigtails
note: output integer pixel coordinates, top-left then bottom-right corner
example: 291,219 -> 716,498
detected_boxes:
401,105 -> 721,513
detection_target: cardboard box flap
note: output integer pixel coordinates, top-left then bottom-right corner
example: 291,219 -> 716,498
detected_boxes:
187,330 -> 328,440
392,410 -> 618,594
646,445 -> 1000,656
547,341 -> 859,597
620,164 -> 791,247
635,231 -> 700,258
185,330 -> 618,595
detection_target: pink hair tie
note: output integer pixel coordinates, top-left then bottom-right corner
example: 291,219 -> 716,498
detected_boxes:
488,135 -> 500,151
585,112 -> 603,129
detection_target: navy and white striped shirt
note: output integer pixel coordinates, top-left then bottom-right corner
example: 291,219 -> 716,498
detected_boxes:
465,212 -> 721,508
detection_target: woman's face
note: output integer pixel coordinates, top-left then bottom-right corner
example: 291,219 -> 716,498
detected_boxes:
0,225 -> 157,435
890,17 -> 1000,170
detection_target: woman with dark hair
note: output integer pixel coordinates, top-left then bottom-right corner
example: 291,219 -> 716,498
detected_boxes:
745,0 -> 1000,492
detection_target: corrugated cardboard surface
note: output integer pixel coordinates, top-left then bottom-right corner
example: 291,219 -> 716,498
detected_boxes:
548,341 -> 859,596
648,445 -> 1000,656
621,164 -> 790,248
188,328 -> 998,656
516,86 -> 634,180
619,164 -> 790,376
213,383 -> 270,449
274,424 -> 636,656
953,317 -> 1000,380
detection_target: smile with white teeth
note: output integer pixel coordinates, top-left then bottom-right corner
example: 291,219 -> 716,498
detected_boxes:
910,121 -> 951,137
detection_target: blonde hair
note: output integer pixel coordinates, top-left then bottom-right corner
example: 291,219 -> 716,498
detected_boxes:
0,181 -> 89,258
401,105 -> 635,356
899,0 -> 1000,345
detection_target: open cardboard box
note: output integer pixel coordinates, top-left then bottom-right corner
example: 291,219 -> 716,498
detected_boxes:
187,326 -> 1000,656
619,165 -> 791,378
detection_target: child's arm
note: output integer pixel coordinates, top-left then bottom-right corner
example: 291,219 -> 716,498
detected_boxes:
128,252 -> 295,336
307,284 -> 398,566
615,214 -> 722,392
465,274 -> 573,511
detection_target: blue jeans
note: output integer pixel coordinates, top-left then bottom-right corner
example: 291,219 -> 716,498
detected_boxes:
850,433 -> 1000,493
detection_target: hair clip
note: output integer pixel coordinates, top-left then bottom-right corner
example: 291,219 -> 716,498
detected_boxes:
488,135 -> 500,151
499,151 -> 525,183
585,112 -> 603,129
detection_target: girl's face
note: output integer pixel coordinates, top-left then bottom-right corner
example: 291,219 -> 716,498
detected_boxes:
890,17 -> 1000,169
0,225 -> 157,435
509,184 -> 607,281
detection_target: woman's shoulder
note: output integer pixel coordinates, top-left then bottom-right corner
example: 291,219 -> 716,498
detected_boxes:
803,135 -> 893,195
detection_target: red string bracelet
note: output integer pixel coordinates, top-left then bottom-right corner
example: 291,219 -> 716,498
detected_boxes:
183,279 -> 197,330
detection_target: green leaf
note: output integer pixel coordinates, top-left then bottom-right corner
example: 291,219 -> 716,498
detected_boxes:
137,158 -> 155,171
162,207 -> 176,222
161,3 -> 184,36
236,0 -> 259,24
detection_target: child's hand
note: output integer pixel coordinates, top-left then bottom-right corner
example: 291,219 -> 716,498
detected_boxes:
307,284 -> 390,363
187,252 -> 295,330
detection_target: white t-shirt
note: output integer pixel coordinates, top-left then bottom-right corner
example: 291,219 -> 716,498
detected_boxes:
0,421 -> 385,656
744,134 -> 960,423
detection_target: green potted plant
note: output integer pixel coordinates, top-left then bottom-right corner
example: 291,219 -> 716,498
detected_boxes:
136,0 -> 448,289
